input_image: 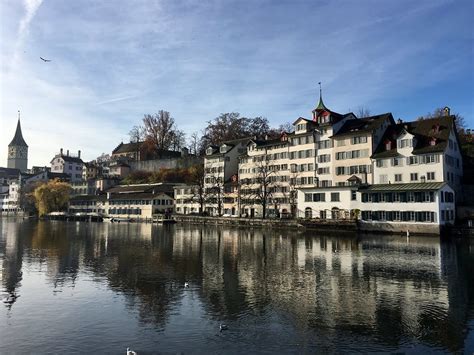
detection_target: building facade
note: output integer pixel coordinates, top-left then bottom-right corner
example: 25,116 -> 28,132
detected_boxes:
50,149 -> 84,182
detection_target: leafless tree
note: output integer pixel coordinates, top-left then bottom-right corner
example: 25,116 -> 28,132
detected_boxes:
417,107 -> 466,130
142,110 -> 183,157
129,125 -> 144,161
188,165 -> 207,214
356,106 -> 371,118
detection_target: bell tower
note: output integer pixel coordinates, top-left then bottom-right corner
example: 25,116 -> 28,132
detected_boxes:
7,111 -> 28,172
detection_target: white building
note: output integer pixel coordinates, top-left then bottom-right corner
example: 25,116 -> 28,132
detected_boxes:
50,149 -> 84,182
204,137 -> 250,216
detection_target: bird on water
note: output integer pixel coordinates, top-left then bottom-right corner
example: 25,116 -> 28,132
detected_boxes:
220,324 -> 228,332
127,347 -> 137,355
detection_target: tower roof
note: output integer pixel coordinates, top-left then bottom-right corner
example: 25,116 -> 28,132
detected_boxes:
315,95 -> 328,111
9,117 -> 28,147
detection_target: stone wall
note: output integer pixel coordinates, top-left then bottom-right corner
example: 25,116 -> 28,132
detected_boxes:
129,156 -> 202,172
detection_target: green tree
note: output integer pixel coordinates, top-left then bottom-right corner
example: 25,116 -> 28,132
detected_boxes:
33,179 -> 72,216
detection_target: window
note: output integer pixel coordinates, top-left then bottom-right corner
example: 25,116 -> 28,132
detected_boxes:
392,158 -> 400,166
331,193 -> 340,202
318,154 -> 331,163
297,123 -> 306,131
376,160 -> 385,168
394,174 -> 402,182
407,156 -> 419,165
410,173 -> 418,181
427,172 -> 435,181
351,191 -> 357,201
398,138 -> 413,148
352,136 -> 367,144
313,193 -> 325,202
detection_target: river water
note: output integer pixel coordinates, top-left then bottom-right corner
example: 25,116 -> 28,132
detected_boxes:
0,219 -> 473,353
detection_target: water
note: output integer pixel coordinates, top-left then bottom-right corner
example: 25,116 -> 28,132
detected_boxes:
1,220 -> 473,353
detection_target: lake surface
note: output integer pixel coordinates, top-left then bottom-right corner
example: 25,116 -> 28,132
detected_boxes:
1,219 -> 473,353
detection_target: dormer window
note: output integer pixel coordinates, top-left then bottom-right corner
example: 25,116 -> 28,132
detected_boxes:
385,140 -> 392,151
206,147 -> 213,156
220,145 -> 228,153
296,123 -> 306,131
280,134 -> 287,142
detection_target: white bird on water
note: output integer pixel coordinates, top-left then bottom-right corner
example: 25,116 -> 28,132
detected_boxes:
127,347 -> 137,355
220,324 -> 228,332
184,282 -> 189,288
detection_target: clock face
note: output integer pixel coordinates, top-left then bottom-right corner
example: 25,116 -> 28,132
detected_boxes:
8,147 -> 15,158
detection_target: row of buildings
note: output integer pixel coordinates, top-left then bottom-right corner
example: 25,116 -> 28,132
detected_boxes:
2,96 -> 469,233
174,96 -> 464,233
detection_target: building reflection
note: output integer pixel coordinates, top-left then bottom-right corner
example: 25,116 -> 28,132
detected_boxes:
0,220 -> 472,351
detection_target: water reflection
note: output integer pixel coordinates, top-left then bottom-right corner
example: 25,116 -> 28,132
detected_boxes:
0,220 -> 473,353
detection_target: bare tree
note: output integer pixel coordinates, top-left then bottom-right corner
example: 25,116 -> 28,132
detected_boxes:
142,110 -> 182,157
188,132 -> 201,156
357,106 -> 371,118
241,158 -> 276,219
188,165 -> 207,214
287,170 -> 300,218
129,125 -> 144,161
417,107 -> 466,130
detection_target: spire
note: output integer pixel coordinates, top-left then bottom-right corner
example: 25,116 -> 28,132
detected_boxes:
315,82 -> 328,111
9,111 -> 28,147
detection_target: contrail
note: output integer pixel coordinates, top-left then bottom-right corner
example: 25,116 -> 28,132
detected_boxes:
11,0 -> 44,69
95,95 -> 137,106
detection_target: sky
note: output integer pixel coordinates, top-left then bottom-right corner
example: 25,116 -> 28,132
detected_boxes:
0,0 -> 473,167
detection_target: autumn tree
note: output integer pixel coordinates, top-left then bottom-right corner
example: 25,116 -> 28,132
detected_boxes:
33,179 -> 72,216
201,113 -> 274,148
142,110 -> 185,157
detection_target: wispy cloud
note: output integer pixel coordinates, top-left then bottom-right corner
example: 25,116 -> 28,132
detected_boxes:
95,95 -> 137,106
0,0 -> 472,167
11,0 -> 44,68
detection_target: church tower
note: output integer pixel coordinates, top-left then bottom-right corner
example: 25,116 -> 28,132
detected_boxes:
7,111 -> 28,172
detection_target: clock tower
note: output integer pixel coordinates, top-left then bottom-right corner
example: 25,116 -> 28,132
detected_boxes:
7,111 -> 28,172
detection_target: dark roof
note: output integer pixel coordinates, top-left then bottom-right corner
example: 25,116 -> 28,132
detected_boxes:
0,167 -> 21,179
109,191 -> 172,200
248,137 -> 289,148
9,120 -> 28,147
359,182 -> 446,192
61,155 -> 83,164
372,115 -> 456,159
332,113 -> 393,138
70,195 -> 107,202
112,142 -> 141,154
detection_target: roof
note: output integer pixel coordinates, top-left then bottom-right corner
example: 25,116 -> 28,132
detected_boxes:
0,167 -> 21,179
108,192 -> 172,200
372,115 -> 456,159
248,137 -> 289,148
51,154 -> 84,164
359,182 -> 447,192
70,195 -> 107,202
9,119 -> 28,147
332,113 -> 393,138
112,142 -> 182,158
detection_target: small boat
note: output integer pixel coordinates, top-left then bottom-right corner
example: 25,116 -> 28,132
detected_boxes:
153,214 -> 177,224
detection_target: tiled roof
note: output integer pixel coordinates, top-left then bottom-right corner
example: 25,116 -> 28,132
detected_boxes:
359,182 -> 446,192
60,155 -> 84,164
372,115 -> 455,159
0,167 -> 21,179
332,113 -> 393,137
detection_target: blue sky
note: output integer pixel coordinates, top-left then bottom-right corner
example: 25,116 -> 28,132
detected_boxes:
1,0 -> 473,167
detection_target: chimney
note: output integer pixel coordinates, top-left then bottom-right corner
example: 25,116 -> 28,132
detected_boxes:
60,148 -> 63,155
397,118 -> 403,124
443,106 -> 450,117
78,150 -> 81,158
67,150 -> 69,156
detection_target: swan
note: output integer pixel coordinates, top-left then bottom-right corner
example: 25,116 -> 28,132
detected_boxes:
220,324 -> 228,332
127,347 -> 137,355
184,282 -> 189,288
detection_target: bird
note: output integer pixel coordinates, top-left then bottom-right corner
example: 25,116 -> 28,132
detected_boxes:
40,57 -> 51,62
126,347 -> 137,355
184,282 -> 189,288
219,324 -> 228,332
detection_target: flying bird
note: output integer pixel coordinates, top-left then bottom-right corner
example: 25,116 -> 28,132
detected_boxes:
40,57 -> 51,62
